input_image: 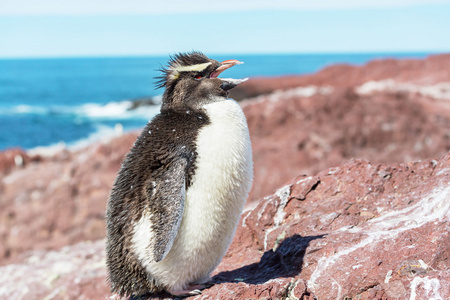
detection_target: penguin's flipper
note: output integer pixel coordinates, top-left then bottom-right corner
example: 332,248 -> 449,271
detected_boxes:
133,158 -> 187,264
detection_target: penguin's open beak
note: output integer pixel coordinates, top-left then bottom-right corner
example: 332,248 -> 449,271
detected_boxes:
210,59 -> 243,79
210,59 -> 248,92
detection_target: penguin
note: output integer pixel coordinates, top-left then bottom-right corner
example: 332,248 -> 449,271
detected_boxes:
106,51 -> 253,298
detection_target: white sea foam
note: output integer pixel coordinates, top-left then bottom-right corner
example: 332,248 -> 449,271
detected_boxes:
76,100 -> 160,119
1,104 -> 47,115
27,123 -> 130,157
68,124 -> 127,150
13,105 -> 36,114
2,98 -> 161,120
15,97 -> 162,156
78,101 -> 134,118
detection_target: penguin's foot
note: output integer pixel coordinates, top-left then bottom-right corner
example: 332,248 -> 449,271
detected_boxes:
167,284 -> 205,296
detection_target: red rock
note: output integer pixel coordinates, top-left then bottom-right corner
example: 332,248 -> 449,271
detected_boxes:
206,153 -> 450,300
1,153 -> 448,299
0,240 -> 110,299
0,148 -> 30,175
0,133 -> 138,265
243,85 -> 450,201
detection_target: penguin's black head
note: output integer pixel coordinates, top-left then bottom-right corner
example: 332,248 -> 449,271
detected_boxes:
156,51 -> 247,110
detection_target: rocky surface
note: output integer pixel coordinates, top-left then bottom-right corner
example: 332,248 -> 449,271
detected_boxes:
1,153 -> 448,299
241,55 -> 450,201
210,154 -> 450,300
1,54 -> 450,298
0,148 -> 35,176
0,133 -> 138,265
0,240 -> 109,299
244,80 -> 450,201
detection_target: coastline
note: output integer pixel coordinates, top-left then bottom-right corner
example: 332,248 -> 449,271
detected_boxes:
1,53 -> 450,299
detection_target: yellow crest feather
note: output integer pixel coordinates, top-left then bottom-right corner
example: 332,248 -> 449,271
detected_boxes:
170,62 -> 212,80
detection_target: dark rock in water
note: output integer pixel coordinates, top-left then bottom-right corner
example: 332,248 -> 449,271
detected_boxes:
128,96 -> 161,110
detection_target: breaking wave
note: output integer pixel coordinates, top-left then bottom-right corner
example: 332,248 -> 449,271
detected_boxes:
1,98 -> 161,120
27,123 -> 129,156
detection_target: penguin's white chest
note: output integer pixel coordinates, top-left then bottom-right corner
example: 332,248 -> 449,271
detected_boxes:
182,98 -> 253,244
149,98 -> 253,290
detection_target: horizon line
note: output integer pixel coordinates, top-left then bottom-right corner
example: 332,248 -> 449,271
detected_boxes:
0,50 -> 446,61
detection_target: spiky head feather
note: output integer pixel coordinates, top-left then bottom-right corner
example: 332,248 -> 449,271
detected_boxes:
156,51 -> 212,89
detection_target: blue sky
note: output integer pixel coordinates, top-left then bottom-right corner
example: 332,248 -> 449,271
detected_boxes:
1,0 -> 450,58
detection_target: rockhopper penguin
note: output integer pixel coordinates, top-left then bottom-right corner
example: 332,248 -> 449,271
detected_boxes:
106,51 -> 253,297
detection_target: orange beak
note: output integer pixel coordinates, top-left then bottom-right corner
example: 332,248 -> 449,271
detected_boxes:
210,59 -> 244,78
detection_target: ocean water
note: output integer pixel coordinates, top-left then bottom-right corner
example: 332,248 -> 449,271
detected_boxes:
0,53 -> 431,151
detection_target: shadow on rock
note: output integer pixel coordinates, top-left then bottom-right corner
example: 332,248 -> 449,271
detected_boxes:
128,235 -> 325,299
213,234 -> 325,285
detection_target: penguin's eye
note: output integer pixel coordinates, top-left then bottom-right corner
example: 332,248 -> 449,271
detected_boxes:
194,74 -> 203,80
